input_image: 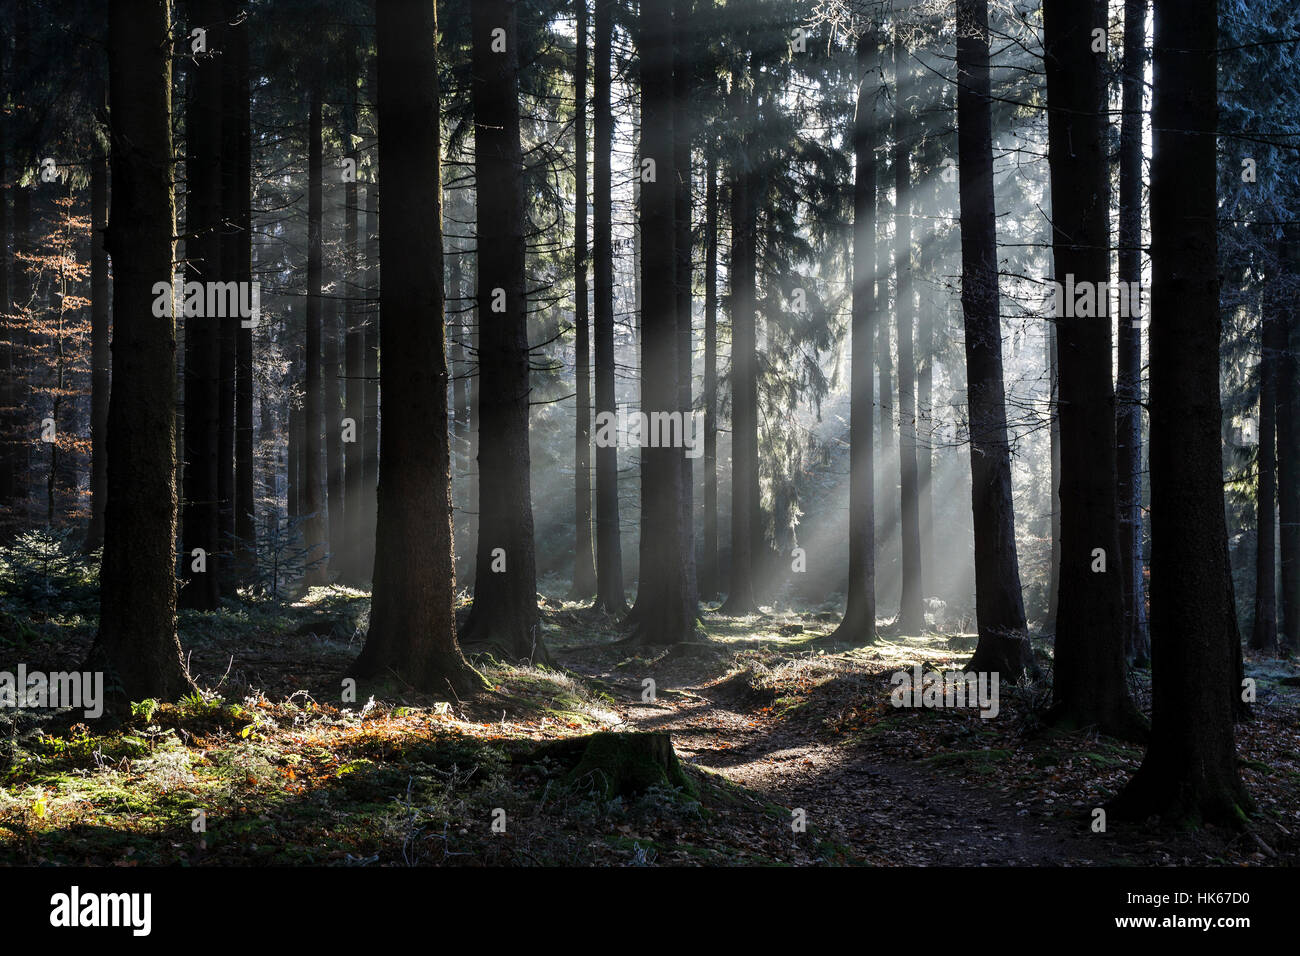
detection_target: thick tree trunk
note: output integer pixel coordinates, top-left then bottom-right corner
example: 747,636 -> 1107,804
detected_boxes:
625,0 -> 698,645
893,28 -> 924,633
0,21 -> 12,531
571,0 -> 597,598
955,0 -> 1032,678
1111,0 -> 1251,822
1117,0 -> 1150,665
350,0 -> 482,699
1045,318 -> 1061,632
828,32 -> 878,645
84,0 -> 196,709
84,128 -> 110,553
700,153 -> 719,601
1042,0 -> 1144,739
592,0 -> 627,614
180,0 -> 224,610
299,81 -> 329,586
461,0 -> 546,663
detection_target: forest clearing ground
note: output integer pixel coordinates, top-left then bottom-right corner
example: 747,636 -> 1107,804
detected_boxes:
553,598 -> 1300,866
2,585 -> 1299,866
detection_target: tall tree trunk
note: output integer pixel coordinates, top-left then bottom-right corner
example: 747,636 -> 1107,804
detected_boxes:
1111,0 -> 1250,822
179,0 -> 224,611
461,0 -> 546,663
893,27 -> 924,633
701,152 -> 719,601
232,0 -> 255,581
625,0 -> 698,645
299,80 -> 329,586
673,0 -> 697,615
571,0 -> 597,598
361,177 -> 379,580
592,0 -> 627,613
1045,317 -> 1061,631
341,32 -> 364,586
217,3 -> 239,592
718,164 -> 758,616
1042,0 -> 1144,738
1117,0 -> 1150,665
1279,235 -> 1300,654
84,119 -> 110,553
324,215 -> 343,576
955,0 -> 1032,678
828,31 -> 878,645
84,0 -> 196,709
0,20 -> 12,532
351,0 -> 482,699
1253,281 -> 1280,652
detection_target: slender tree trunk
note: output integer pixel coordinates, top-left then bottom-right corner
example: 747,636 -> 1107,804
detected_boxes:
955,0 -> 1032,678
217,3 -> 239,592
1279,235 -> 1300,654
893,28 -> 924,633
1253,282 -> 1279,653
300,80 -> 329,586
828,31 -> 878,645
342,33 -> 364,586
1045,317 -> 1061,631
571,0 -> 597,598
1111,0 -> 1251,822
462,0 -> 546,663
179,0 -> 224,610
1117,0 -> 1150,665
84,122 -> 110,553
1042,0 -> 1144,738
361,178 -> 380,580
701,152 -> 719,601
84,0 -> 196,709
0,21 -> 12,531
351,0 -> 482,698
233,1 -> 255,581
673,0 -> 697,615
719,164 -> 758,616
592,0 -> 626,613
625,0 -> 698,645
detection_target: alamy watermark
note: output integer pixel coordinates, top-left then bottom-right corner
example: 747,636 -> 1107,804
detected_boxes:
0,665 -> 104,718
593,405 -> 704,459
890,664 -> 999,719
1052,274 -> 1145,322
152,278 -> 261,328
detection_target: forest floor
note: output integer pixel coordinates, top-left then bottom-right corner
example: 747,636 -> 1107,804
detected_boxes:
2,581 -> 1299,866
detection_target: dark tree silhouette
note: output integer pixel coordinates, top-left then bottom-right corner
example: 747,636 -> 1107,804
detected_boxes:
84,0 -> 196,708
350,0 -> 483,699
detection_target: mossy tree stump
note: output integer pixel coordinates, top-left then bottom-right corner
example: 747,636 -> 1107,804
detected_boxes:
533,731 -> 696,801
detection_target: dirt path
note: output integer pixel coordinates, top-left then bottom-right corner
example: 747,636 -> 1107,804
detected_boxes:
566,657 -> 1129,866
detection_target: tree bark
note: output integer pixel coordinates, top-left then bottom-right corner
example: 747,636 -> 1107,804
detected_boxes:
341,31 -> 364,586
625,0 -> 699,645
179,0 -> 225,610
828,31 -> 878,645
893,27 -> 924,633
1279,235 -> 1300,654
84,0 -> 196,709
84,114 -> 110,553
701,152 -> 719,601
350,0 -> 483,699
461,0 -> 547,663
571,0 -> 597,598
299,80 -> 329,587
1111,0 -> 1251,822
592,0 -> 627,614
1117,0 -> 1150,665
955,0 -> 1032,678
1041,0 -> 1145,739
1253,279 -> 1279,653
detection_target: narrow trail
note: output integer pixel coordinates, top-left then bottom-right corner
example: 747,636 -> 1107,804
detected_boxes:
562,649 -> 1126,865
